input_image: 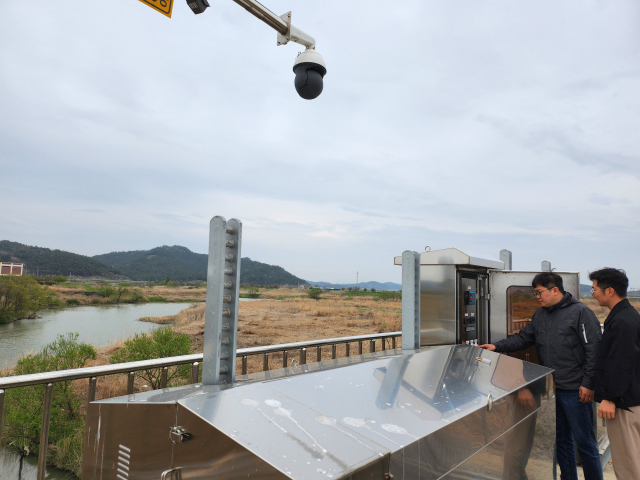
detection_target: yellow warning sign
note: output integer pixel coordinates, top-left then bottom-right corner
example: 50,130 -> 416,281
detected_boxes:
139,0 -> 174,18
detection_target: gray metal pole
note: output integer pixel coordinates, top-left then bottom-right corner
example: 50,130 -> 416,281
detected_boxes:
0,389 -> 5,443
37,383 -> 54,480
499,249 -> 513,270
203,216 -> 242,385
401,251 -> 421,350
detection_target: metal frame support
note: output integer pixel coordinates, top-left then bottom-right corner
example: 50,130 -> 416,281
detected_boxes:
37,383 -> 53,480
401,251 -> 421,350
0,389 -> 5,444
203,216 -> 242,385
500,249 -> 512,270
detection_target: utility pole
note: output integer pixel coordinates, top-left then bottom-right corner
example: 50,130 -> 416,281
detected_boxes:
357,271 -> 359,290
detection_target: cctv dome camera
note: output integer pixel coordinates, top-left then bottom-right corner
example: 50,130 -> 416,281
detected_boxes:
293,49 -> 327,100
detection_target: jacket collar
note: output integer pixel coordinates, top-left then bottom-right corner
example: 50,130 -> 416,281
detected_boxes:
604,298 -> 632,324
547,292 -> 572,312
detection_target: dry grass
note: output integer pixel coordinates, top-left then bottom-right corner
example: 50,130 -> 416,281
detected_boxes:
49,284 -> 207,305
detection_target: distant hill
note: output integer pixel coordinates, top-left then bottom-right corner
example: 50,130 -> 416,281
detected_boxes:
0,240 -> 121,278
308,280 -> 401,291
94,245 -> 308,285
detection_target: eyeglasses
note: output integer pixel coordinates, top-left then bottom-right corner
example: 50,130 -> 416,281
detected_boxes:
591,287 -> 608,296
533,288 -> 552,297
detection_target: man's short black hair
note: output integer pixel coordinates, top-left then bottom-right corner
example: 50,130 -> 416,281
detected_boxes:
588,268 -> 628,298
532,272 -> 565,294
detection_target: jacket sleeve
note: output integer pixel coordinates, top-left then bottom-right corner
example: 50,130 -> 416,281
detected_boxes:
578,307 -> 602,390
494,318 -> 536,353
600,314 -> 639,402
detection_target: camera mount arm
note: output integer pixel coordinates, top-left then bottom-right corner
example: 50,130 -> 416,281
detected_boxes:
230,0 -> 316,49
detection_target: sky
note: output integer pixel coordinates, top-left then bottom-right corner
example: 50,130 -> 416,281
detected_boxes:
1,1 -> 639,287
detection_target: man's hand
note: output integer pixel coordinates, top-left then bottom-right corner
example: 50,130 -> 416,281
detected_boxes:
579,386 -> 594,403
517,388 -> 536,407
598,400 -> 616,420
477,344 -> 496,351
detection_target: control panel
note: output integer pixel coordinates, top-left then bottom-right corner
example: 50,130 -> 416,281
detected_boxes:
460,275 -> 478,345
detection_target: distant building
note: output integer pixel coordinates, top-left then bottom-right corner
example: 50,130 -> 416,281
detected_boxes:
0,262 -> 24,276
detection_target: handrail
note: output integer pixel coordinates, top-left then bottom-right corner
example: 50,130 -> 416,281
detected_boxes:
0,331 -> 401,389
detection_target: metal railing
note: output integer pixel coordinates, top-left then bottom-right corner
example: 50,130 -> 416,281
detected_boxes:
0,331 -> 401,480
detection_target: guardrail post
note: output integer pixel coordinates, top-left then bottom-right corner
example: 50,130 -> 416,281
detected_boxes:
161,367 -> 168,388
382,338 -> 386,351
190,362 -> 200,384
37,383 -> 54,480
331,344 -> 337,359
300,348 -> 306,365
203,216 -> 242,386
0,389 -> 5,443
370,339 -> 376,353
87,377 -> 97,411
392,337 -> 396,349
358,340 -> 363,355
283,351 -> 288,368
127,372 -> 135,394
242,356 -> 248,375
263,353 -> 269,372
402,251 -> 421,350
316,346 -> 322,362
345,343 -> 350,357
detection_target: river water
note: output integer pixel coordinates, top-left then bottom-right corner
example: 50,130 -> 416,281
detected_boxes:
0,302 -> 200,480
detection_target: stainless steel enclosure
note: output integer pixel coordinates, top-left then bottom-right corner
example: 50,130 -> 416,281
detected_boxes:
83,346 -> 555,480
394,248 -> 580,348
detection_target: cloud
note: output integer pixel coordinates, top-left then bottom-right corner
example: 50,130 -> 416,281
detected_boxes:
1,0 -> 640,285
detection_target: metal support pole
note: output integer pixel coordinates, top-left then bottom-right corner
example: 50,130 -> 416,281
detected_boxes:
190,362 -> 200,384
402,251 -> 421,350
500,249 -> 513,270
300,348 -> 307,365
128,372 -> 135,394
382,338 -> 386,351
317,346 -> 322,362
392,337 -> 396,349
370,339 -> 375,353
161,367 -> 168,388
242,356 -> 248,375
332,344 -> 337,359
0,389 -> 4,444
283,351 -> 288,368
87,377 -> 97,411
37,383 -> 53,480
345,343 -> 350,357
263,353 -> 269,372
203,216 -> 242,386
358,340 -> 363,355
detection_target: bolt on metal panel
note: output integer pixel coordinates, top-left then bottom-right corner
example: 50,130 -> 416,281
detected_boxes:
203,216 -> 242,385
402,251 -> 421,349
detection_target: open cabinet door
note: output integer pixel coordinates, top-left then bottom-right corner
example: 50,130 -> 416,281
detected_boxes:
488,270 -> 580,365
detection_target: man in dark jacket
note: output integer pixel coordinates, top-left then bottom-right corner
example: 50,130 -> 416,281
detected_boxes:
590,268 -> 640,479
479,272 -> 603,480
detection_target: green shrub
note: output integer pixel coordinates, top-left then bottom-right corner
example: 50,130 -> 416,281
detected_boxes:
1,333 -> 96,476
307,288 -> 323,301
110,327 -> 192,389
128,288 -> 146,303
0,275 -> 49,322
119,282 -> 132,287
98,282 -> 116,298
66,299 -> 80,306
53,275 -> 68,284
376,291 -> 401,301
247,286 -> 260,298
148,296 -> 168,302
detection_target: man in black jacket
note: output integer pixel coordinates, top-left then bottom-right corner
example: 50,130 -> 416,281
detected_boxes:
479,272 -> 603,480
590,268 -> 640,479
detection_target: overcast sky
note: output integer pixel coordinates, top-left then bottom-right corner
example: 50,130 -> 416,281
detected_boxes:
1,1 -> 639,286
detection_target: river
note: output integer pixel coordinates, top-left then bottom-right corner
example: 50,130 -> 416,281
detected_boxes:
0,302 -> 200,480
